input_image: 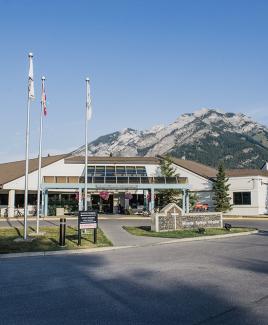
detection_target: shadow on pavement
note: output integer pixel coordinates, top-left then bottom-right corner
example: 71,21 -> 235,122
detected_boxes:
0,253 -> 266,325
5,218 -> 22,237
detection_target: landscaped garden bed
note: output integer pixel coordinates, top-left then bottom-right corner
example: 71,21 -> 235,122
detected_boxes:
0,226 -> 112,254
123,226 -> 256,239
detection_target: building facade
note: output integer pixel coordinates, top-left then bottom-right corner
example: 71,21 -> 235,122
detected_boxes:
0,154 -> 267,217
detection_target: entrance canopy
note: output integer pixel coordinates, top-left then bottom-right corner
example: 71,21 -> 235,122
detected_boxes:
41,175 -> 190,191
41,176 -> 190,216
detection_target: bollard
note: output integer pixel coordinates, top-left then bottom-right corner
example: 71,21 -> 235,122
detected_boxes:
59,217 -> 66,247
93,228 -> 97,244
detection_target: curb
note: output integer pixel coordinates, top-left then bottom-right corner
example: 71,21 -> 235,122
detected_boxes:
151,230 -> 259,246
0,245 -> 135,259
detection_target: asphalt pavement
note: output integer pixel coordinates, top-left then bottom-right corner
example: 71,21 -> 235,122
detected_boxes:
0,230 -> 267,324
223,218 -> 268,231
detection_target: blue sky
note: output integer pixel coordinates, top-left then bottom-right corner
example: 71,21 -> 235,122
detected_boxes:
1,0 -> 268,162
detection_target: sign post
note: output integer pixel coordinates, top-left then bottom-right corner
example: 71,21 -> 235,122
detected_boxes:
78,210 -> 98,246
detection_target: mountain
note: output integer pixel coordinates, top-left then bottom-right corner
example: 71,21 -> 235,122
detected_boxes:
72,108 -> 268,169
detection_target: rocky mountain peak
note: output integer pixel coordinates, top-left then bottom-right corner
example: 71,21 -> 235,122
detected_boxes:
71,108 -> 268,168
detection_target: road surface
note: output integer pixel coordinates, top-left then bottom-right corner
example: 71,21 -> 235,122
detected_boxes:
0,223 -> 267,324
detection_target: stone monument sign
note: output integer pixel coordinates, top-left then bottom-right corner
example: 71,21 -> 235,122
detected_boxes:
151,203 -> 222,232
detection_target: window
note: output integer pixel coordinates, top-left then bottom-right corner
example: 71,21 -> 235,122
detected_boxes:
126,166 -> 136,175
0,194 -> 8,205
129,177 -> 140,184
106,166 -> 115,176
86,165 -> 148,177
136,166 -> 147,176
117,177 -> 128,183
116,166 -> 126,176
95,166 -> 105,176
233,192 -> 251,205
15,194 -> 24,208
106,177 -> 116,183
15,194 -> 37,207
28,194 -> 37,205
94,177 -> 105,183
88,166 -> 95,176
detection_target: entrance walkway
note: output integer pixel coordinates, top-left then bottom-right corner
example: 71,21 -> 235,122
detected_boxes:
0,216 -> 170,247
99,219 -> 171,247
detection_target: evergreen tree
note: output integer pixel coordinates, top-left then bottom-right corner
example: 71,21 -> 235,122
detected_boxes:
160,155 -> 177,177
159,155 -> 182,206
189,192 -> 198,209
213,162 -> 232,212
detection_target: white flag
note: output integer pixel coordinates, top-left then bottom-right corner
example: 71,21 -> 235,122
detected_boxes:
86,79 -> 92,120
28,53 -> 35,100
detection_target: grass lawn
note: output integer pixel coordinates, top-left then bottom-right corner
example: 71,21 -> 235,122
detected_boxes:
0,226 -> 112,254
123,226 -> 256,239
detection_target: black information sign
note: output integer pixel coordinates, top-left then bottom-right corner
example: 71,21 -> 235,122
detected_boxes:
78,210 -> 98,246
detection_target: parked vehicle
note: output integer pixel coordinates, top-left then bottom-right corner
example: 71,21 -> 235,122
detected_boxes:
193,202 -> 209,212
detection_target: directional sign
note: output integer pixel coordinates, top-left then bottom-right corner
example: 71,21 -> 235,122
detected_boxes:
78,211 -> 98,230
78,210 -> 98,246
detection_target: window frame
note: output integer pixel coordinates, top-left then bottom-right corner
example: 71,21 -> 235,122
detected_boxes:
233,192 -> 251,205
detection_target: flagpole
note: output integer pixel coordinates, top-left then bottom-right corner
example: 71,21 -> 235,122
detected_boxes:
36,76 -> 45,234
84,78 -> 89,211
24,52 -> 34,240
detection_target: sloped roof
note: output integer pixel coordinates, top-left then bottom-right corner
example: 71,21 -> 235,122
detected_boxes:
0,154 -> 67,187
1,153 -> 267,188
226,169 -> 268,177
65,156 -> 160,165
167,157 -> 268,179
166,157 -> 218,179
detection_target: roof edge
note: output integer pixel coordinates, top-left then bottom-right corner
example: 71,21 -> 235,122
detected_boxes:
1,153 -> 71,186
157,155 -> 216,181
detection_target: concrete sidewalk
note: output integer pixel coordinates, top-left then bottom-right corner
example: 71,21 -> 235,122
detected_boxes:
99,219 -> 172,246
